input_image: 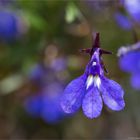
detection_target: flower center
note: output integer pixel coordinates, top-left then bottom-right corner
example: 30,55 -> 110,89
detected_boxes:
93,75 -> 101,89
92,61 -> 97,66
86,74 -> 101,89
86,75 -> 94,89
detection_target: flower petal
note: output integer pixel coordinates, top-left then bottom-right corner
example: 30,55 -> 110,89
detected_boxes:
114,12 -> 132,30
100,77 -> 125,111
119,51 -> 140,73
41,96 -> 65,124
82,86 -> 103,119
130,74 -> 140,90
24,94 -> 42,117
60,75 -> 86,113
124,0 -> 140,22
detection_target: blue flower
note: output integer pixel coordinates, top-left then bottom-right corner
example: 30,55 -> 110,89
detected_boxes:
119,51 -> 140,73
24,60 -> 67,124
41,90 -> 66,124
61,33 -> 125,119
24,82 -> 66,124
0,10 -> 18,40
24,90 -> 66,124
29,64 -> 48,87
114,12 -> 132,30
24,94 -> 43,118
124,0 -> 140,23
119,43 -> 140,90
0,10 -> 28,42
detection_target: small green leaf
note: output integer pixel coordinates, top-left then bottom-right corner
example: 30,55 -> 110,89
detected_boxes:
65,2 -> 81,23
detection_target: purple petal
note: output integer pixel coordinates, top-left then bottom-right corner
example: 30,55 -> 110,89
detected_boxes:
82,86 -> 103,119
41,96 -> 65,124
100,77 -> 125,111
60,75 -> 86,113
50,57 -> 67,71
119,51 -> 140,73
124,0 -> 140,22
0,11 -> 18,40
130,74 -> 140,90
114,12 -> 132,30
29,64 -> 46,85
23,94 -> 42,117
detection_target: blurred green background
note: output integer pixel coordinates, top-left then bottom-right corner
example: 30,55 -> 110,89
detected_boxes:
0,0 -> 140,139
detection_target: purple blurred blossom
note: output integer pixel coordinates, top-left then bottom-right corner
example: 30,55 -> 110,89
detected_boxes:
0,10 -> 28,42
24,57 -> 68,124
115,0 -> 140,30
119,43 -> 140,90
61,33 -> 125,119
24,94 -> 42,118
119,51 -> 140,73
29,57 -> 67,85
29,64 -> 47,87
41,97 -> 65,124
124,0 -> 140,22
50,58 -> 67,72
114,12 -> 132,30
130,73 -> 140,90
41,85 -> 66,124
0,10 -> 18,40
24,83 -> 66,124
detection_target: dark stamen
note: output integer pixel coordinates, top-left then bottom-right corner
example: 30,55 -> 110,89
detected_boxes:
79,48 -> 91,54
100,49 -> 113,55
92,32 -> 100,49
80,32 -> 112,56
100,59 -> 108,74
79,32 -> 112,74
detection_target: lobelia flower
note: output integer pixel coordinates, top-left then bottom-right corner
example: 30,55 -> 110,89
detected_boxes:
24,93 -> 43,118
118,42 -> 140,90
61,33 -> 125,119
24,83 -> 66,124
0,10 -> 28,42
123,0 -> 140,23
114,12 -> 132,30
114,0 -> 140,31
24,60 -> 67,124
41,83 -> 66,124
0,10 -> 18,40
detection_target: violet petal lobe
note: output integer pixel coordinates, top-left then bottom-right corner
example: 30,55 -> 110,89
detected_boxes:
60,74 -> 86,113
24,94 -> 42,117
124,0 -> 140,22
119,51 -> 140,73
100,77 -> 125,111
41,96 -> 65,124
130,74 -> 140,90
82,86 -> 103,119
114,12 -> 132,30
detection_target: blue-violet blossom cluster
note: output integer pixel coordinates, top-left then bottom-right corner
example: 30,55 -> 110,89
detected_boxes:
114,0 -> 140,31
61,33 -> 125,119
0,10 -> 27,41
123,0 -> 140,23
24,62 -> 66,124
119,42 -> 140,90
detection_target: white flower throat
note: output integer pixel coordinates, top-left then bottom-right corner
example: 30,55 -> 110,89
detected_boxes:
86,74 -> 101,89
